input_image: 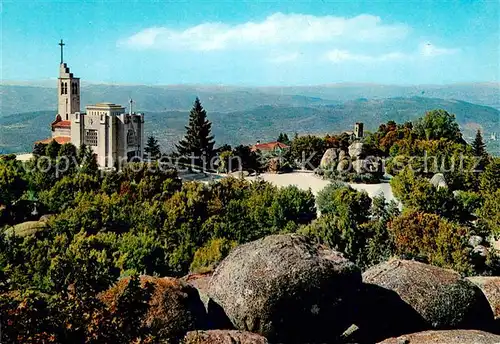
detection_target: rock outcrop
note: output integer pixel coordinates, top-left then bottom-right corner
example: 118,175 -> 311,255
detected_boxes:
182,330 -> 269,344
100,276 -> 207,342
348,142 -> 365,159
320,148 -> 338,169
356,259 -> 494,341
467,276 -> 500,321
208,234 -> 362,343
378,330 -> 500,344
183,272 -> 233,330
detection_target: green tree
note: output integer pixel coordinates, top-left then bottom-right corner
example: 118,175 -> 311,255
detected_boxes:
58,143 -> 79,177
414,109 -> 463,142
38,173 -> 99,213
218,150 -> 234,173
48,231 -> 119,296
363,194 -> 400,267
304,183 -> 372,265
189,237 -> 237,273
175,97 -> 215,166
79,145 -> 99,176
477,189 -> 500,238
0,161 -> 27,206
390,167 -> 465,221
316,182 -> 371,223
45,139 -> 61,160
277,132 -> 291,145
58,142 -> 77,158
389,210 -> 473,274
472,129 -> 487,158
144,136 -> 161,160
32,142 -> 47,156
232,145 -> 261,172
291,135 -> 326,170
479,157 -> 500,194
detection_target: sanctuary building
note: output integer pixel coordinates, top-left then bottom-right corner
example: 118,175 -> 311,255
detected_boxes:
37,40 -> 145,168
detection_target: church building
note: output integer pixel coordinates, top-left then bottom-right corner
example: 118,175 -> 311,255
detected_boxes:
37,40 -> 145,168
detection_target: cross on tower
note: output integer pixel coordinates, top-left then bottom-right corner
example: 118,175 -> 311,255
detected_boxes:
58,39 -> 65,64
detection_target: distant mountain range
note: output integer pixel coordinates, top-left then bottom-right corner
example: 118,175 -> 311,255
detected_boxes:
1,82 -> 498,155
1,82 -> 499,115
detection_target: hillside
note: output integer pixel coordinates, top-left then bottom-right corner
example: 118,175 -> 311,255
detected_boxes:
1,82 -> 499,117
0,84 -> 335,116
2,97 -> 498,155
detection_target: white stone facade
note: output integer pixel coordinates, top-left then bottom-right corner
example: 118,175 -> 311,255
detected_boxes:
44,48 -> 145,168
71,103 -> 144,168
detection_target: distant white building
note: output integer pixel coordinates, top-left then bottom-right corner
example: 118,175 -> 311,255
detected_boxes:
36,40 -> 144,168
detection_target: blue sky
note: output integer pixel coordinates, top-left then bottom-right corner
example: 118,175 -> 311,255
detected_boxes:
2,0 -> 499,85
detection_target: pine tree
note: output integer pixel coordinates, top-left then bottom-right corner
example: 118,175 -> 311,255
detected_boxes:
33,143 -> 47,156
472,129 -> 487,157
45,140 -> 61,159
144,136 -> 161,160
79,145 -> 98,176
277,133 -> 291,145
176,98 -> 215,166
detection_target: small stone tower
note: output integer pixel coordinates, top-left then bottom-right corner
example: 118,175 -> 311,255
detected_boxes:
354,122 -> 364,139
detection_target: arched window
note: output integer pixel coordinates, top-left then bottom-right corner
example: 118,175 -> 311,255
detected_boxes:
127,129 -> 136,146
60,81 -> 64,95
63,82 -> 68,95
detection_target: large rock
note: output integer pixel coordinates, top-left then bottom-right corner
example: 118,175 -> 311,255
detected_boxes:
100,276 -> 207,342
183,272 -> 233,330
378,330 -> 500,344
352,159 -> 365,174
430,173 -> 447,188
467,276 -> 500,320
182,330 -> 269,344
320,148 -> 338,169
469,235 -> 484,247
356,259 -> 494,341
348,142 -> 365,159
208,234 -> 362,343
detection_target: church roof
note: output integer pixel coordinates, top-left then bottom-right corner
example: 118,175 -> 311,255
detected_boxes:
251,141 -> 290,152
87,103 -> 124,109
35,136 -> 71,145
52,120 -> 71,128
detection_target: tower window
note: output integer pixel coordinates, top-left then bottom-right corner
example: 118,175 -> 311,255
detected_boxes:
127,129 -> 136,146
60,82 -> 64,95
84,129 -> 98,146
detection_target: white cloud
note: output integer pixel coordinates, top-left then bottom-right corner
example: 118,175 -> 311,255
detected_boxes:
419,42 -> 459,57
324,49 -> 407,63
324,43 -> 458,64
268,52 -> 300,63
118,12 -> 410,51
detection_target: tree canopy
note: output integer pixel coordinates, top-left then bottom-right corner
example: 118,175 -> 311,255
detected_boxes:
144,136 -> 161,160
176,97 -> 215,166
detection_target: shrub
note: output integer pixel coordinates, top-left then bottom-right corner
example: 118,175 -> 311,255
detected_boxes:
189,238 -> 238,274
389,210 -> 473,274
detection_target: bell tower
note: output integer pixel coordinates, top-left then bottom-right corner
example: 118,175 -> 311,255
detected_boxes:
57,40 -> 80,120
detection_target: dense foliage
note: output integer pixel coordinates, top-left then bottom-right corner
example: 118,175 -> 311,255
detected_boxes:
0,105 -> 499,341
